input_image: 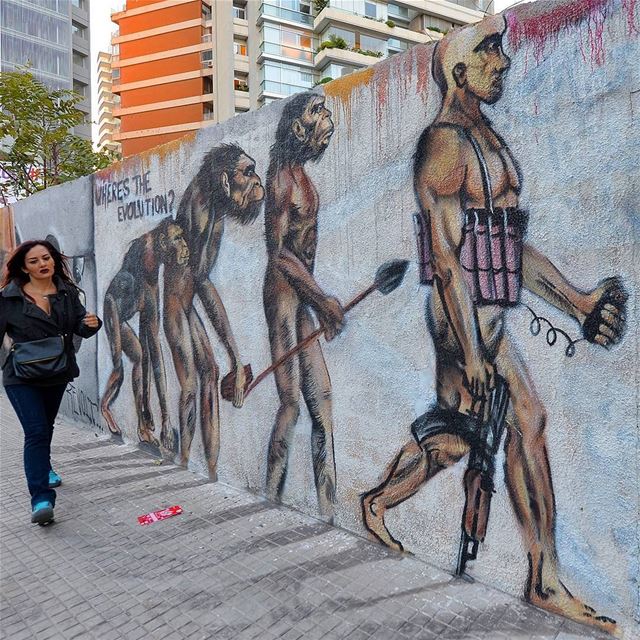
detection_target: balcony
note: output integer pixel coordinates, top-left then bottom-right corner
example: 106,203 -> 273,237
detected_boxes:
315,46 -> 380,71
315,7 -> 432,45
260,41 -> 314,65
259,3 -> 313,27
260,79 -> 313,98
390,0 -> 486,23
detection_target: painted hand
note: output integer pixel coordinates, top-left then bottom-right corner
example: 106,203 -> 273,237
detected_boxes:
462,357 -> 495,421
582,277 -> 627,349
82,313 -> 100,329
319,296 -> 345,342
232,363 -> 246,408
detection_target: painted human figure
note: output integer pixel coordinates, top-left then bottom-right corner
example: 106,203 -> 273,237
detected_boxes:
361,16 -> 627,635
101,218 -> 189,447
263,93 -> 343,522
164,144 -> 264,478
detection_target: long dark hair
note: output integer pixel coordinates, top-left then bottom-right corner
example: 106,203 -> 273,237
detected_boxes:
1,240 -> 79,293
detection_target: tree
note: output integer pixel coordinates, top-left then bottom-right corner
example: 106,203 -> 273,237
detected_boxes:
0,68 -> 118,204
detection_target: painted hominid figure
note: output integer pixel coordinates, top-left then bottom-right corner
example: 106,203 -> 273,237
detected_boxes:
164,144 -> 264,478
263,93 -> 343,522
361,16 -> 627,635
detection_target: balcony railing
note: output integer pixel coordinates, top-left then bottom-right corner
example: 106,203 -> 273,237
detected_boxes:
260,41 -> 313,63
446,0 -> 489,11
260,3 -> 313,26
260,79 -> 313,97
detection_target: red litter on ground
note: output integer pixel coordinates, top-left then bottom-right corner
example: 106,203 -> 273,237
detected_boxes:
137,505 -> 183,525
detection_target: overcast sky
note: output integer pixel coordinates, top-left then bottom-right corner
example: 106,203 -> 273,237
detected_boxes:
89,0 -> 529,144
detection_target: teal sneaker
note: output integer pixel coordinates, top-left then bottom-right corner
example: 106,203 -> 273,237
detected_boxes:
31,501 -> 54,525
48,470 -> 62,488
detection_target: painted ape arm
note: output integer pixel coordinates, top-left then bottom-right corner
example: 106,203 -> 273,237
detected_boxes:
523,243 -> 627,347
196,278 -> 242,367
266,186 -> 343,335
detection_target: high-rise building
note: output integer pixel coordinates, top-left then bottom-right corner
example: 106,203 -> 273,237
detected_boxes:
96,51 -> 122,154
111,0 -> 490,156
0,0 -> 92,140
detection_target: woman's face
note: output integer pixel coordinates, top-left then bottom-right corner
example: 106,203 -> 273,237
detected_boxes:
23,245 -> 55,281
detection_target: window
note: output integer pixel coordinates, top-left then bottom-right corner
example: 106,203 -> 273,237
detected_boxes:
233,3 -> 246,19
71,0 -> 86,9
234,74 -> 249,91
203,102 -> 214,120
72,52 -> 86,68
203,76 -> 213,93
359,34 -> 386,54
72,21 -> 87,39
262,61 -> 315,95
73,80 -> 87,97
387,38 -> 407,53
112,67 -> 120,80
202,4 -> 212,19
322,27 -> 355,47
234,40 -> 248,56
364,2 -> 377,18
387,3 -> 408,20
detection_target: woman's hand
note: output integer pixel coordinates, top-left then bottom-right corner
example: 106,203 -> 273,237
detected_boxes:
83,313 -> 100,329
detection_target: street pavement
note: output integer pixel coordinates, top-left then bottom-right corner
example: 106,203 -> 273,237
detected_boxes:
0,392 -> 614,640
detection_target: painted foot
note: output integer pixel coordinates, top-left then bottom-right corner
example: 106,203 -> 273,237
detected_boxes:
160,426 -> 179,455
138,428 -> 159,446
101,409 -> 122,436
528,582 -> 620,638
361,491 -> 404,553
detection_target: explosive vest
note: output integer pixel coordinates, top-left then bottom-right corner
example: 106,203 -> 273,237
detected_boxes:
414,123 -> 527,307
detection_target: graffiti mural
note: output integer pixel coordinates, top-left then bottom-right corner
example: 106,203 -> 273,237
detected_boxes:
360,13 -> 628,637
9,0 -> 639,634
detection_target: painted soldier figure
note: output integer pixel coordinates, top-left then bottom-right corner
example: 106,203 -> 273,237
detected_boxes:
362,15 -> 626,636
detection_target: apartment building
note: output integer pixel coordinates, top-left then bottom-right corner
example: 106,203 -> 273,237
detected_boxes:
0,0 -> 92,140
111,0 -> 489,156
96,51 -> 122,153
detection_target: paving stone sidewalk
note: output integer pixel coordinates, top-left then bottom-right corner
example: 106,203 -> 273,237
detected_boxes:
0,392 -> 614,640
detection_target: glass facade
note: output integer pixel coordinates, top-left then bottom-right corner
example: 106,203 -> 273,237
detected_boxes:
0,0 -> 72,89
262,60 -> 314,96
262,24 -> 313,63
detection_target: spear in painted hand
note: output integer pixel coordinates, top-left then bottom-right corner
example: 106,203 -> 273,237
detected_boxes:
220,259 -> 410,403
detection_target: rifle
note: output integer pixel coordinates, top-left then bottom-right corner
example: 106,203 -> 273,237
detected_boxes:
456,375 -> 510,578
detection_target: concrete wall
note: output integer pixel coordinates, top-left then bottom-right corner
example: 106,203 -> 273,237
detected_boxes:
8,0 -> 639,634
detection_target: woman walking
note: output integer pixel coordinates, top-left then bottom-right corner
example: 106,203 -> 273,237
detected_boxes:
0,240 -> 101,525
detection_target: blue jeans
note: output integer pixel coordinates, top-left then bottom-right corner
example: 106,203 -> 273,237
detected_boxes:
5,383 -> 67,509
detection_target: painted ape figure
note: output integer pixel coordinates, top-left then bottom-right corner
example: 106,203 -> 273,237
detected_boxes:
263,93 -> 343,522
164,144 -> 264,479
101,218 -> 189,447
361,16 -> 627,635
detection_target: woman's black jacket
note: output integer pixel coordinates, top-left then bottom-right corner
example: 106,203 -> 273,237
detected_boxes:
0,277 -> 102,387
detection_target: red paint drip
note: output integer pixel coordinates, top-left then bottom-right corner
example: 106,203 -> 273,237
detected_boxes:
622,0 -> 640,34
507,0 -> 610,65
374,62 -> 390,132
414,45 -> 431,104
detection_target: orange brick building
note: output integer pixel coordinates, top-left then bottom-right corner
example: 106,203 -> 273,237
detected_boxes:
111,0 -> 235,157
